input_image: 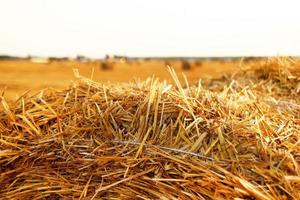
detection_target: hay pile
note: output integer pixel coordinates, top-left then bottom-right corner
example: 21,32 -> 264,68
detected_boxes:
0,58 -> 299,199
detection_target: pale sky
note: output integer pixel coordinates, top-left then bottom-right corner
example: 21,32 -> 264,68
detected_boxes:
0,0 -> 300,58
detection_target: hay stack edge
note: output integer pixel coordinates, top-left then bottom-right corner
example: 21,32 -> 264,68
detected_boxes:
1,58 -> 300,199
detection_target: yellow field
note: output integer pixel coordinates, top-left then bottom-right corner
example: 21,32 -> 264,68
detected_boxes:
0,59 -> 237,100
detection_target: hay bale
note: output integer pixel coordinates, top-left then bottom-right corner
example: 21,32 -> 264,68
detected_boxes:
164,60 -> 171,66
194,60 -> 203,67
100,61 -> 113,70
181,60 -> 191,70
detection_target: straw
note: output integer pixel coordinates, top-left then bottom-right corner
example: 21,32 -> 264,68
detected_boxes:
0,57 -> 299,199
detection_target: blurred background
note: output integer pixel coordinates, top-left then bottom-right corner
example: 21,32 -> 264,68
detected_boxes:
0,0 -> 300,100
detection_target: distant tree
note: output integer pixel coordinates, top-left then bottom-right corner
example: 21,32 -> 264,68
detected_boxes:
0,55 -> 22,60
0,55 -> 12,60
243,57 -> 260,63
104,54 -> 110,60
49,57 -> 69,62
76,55 -> 85,61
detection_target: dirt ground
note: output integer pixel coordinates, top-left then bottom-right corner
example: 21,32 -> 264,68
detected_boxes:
0,59 -> 239,101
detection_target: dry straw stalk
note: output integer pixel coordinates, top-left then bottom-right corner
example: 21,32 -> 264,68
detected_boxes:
0,57 -> 299,199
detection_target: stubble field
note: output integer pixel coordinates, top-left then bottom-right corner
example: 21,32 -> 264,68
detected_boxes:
0,59 -> 237,100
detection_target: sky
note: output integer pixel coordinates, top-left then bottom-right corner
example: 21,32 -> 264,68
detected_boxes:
0,0 -> 300,58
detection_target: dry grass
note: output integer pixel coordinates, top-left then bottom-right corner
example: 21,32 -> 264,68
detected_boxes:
0,57 -> 299,199
0,59 -> 237,101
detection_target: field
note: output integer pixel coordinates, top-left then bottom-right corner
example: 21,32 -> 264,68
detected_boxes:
0,59 -> 237,100
0,58 -> 300,199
